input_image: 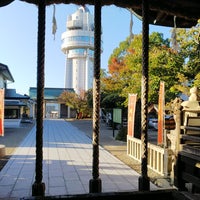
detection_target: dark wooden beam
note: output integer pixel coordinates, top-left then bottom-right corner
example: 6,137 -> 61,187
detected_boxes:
18,0 -> 200,28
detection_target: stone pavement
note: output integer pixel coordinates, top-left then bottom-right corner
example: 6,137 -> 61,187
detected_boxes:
0,119 -> 157,199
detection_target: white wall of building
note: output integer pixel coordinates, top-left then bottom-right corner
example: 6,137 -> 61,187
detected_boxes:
0,76 -> 4,89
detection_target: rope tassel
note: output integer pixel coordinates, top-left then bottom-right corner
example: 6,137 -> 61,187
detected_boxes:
129,11 -> 134,43
171,16 -> 179,52
52,4 -> 57,40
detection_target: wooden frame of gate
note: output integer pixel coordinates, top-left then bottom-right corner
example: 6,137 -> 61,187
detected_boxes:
1,0 -> 200,199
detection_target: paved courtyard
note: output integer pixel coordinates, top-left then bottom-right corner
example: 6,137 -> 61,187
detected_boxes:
0,119 -> 157,198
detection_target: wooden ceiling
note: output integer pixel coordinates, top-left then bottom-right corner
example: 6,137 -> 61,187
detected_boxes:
1,0 -> 200,28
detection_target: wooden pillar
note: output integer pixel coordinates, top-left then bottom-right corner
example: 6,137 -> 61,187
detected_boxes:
89,0 -> 102,193
139,0 -> 150,191
32,0 -> 46,196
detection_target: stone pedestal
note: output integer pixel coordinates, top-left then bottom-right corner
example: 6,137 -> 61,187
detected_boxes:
0,144 -> 5,158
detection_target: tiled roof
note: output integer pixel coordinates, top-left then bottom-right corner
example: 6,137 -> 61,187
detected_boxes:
5,89 -> 29,99
0,63 -> 14,82
29,87 -> 74,100
5,100 -> 26,106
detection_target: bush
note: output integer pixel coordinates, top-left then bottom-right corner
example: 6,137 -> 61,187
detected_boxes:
115,126 -> 127,142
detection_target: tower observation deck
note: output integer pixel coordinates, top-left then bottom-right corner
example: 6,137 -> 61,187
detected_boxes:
61,6 -> 102,94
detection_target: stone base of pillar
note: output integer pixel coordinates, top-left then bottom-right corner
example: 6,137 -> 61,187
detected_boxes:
32,182 -> 45,196
89,178 -> 102,193
138,176 -> 150,191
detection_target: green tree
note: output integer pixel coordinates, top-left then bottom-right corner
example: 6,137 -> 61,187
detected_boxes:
171,21 -> 200,95
148,33 -> 184,102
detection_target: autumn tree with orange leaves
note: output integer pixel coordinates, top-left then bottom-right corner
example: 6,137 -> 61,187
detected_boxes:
58,90 -> 92,118
101,32 -> 185,107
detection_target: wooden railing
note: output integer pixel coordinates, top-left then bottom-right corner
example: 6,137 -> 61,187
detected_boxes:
127,135 -> 171,176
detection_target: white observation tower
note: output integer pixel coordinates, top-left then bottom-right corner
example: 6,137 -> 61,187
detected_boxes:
61,6 -> 97,94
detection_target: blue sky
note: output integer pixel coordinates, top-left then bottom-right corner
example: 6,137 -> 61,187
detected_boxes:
0,1 -> 172,95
